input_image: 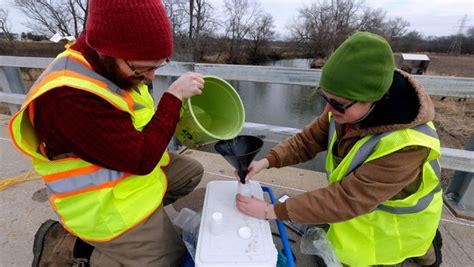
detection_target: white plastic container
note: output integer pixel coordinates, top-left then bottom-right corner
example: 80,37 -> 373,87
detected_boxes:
237,182 -> 252,197
210,212 -> 224,235
195,180 -> 278,267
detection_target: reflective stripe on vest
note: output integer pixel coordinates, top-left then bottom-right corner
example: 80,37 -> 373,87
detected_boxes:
325,113 -> 442,265
9,47 -> 169,241
327,121 -> 439,178
47,167 -> 126,194
30,55 -> 138,112
375,183 -> 441,214
327,121 -> 442,215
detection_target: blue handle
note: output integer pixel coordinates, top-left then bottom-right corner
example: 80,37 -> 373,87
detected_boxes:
262,186 -> 296,267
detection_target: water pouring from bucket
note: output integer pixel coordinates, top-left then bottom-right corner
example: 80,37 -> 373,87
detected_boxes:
215,135 -> 264,195
175,75 -> 245,148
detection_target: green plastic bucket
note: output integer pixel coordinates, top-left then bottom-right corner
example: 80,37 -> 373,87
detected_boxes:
175,75 -> 245,148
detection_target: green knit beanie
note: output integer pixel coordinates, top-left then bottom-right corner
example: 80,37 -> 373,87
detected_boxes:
320,32 -> 395,102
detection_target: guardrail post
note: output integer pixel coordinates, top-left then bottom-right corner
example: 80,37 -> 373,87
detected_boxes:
0,66 -> 27,114
444,134 -> 474,220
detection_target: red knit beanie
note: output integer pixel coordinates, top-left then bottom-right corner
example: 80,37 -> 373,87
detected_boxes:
86,0 -> 173,60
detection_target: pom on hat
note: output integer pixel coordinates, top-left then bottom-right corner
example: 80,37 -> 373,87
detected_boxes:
319,32 -> 394,102
86,0 -> 173,60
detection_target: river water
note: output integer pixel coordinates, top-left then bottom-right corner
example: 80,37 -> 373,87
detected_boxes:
196,58 -> 327,172
229,58 -> 325,129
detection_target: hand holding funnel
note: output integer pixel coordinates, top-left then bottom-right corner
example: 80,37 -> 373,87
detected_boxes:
214,135 -> 264,184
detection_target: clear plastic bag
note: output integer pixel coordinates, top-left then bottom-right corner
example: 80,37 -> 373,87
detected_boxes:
300,227 -> 341,267
172,208 -> 201,260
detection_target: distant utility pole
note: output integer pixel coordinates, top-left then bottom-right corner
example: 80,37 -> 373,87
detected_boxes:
448,14 -> 468,55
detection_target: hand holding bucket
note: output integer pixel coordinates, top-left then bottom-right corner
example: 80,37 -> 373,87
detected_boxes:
175,75 -> 245,148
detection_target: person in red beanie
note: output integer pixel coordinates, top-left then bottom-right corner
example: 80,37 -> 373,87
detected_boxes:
9,0 -> 204,266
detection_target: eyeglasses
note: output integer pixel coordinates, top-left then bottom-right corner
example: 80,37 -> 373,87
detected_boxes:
124,58 -> 170,77
316,87 -> 357,114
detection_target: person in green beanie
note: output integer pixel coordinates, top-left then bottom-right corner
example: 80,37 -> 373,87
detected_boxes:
235,32 -> 443,266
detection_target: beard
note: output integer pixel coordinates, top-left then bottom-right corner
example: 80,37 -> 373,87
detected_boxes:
98,55 -> 151,90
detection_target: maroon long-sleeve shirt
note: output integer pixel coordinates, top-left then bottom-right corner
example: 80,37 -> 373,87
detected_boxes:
34,33 -> 181,175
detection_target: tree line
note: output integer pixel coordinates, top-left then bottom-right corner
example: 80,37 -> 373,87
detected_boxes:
1,0 -> 473,64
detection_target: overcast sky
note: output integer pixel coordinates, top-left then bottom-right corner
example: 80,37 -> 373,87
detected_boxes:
1,0 -> 473,38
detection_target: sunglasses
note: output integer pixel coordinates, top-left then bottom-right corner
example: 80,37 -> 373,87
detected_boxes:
316,87 -> 357,114
125,58 -> 170,77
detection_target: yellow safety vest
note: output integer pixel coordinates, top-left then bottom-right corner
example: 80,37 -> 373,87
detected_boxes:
325,114 -> 442,266
9,47 -> 170,242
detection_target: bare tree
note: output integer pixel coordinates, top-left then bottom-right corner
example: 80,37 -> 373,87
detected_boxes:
0,8 -> 14,40
287,15 -> 316,56
223,0 -> 262,63
289,0 -> 411,57
192,0 -> 215,38
188,0 -> 194,40
14,0 -> 87,38
356,8 -> 409,43
467,27 -> 474,38
192,0 -> 219,59
67,0 -> 87,36
463,27 -> 474,53
394,30 -> 424,52
164,0 -> 218,60
163,0 -> 188,38
357,7 -> 386,34
383,16 -> 410,42
247,13 -> 275,63
288,0 -> 364,57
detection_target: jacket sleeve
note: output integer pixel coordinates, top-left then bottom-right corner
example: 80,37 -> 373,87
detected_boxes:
265,112 -> 330,168
273,146 -> 429,223
36,88 -> 181,175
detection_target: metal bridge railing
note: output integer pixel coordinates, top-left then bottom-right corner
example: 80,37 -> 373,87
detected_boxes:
1,56 -> 474,219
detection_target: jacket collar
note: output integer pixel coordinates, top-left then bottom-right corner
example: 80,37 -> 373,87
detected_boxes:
340,69 -> 435,138
70,32 -> 108,78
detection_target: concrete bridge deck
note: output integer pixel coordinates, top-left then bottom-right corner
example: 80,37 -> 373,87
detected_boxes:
1,114 -> 473,266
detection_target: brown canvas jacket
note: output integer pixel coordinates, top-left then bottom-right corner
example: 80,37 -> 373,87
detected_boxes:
268,70 -> 436,223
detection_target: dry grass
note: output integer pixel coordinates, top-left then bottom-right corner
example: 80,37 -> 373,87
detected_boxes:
432,97 -> 474,149
395,53 -> 474,78
425,54 -> 474,77
431,96 -> 474,188
0,40 -> 64,57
